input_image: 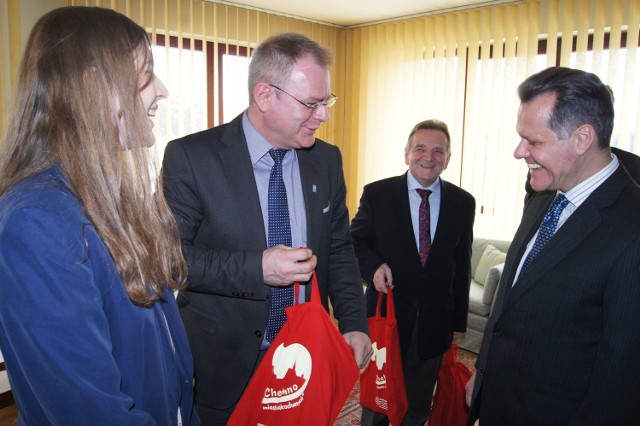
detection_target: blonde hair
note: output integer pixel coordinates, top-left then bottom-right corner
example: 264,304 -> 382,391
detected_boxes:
0,6 -> 186,306
248,32 -> 332,98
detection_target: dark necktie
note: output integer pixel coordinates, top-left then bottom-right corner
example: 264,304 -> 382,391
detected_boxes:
265,148 -> 293,343
521,194 -> 569,272
417,189 -> 432,267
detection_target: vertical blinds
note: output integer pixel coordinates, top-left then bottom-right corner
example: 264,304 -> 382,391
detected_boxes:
347,0 -> 639,238
3,0 -> 638,238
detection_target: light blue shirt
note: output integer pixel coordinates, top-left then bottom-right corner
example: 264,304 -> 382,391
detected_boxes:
242,112 -> 307,348
407,172 -> 442,253
243,112 -> 307,252
514,153 -> 620,283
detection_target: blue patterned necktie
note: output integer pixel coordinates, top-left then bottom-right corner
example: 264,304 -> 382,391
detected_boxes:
416,189 -> 432,267
521,194 -> 569,272
265,148 -> 293,343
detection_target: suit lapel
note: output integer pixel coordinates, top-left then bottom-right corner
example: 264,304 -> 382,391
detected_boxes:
498,194 -> 551,303
499,168 -> 627,311
218,115 -> 267,247
422,179 -> 457,268
432,181 -> 458,248
398,174 -> 423,267
297,147 -> 322,253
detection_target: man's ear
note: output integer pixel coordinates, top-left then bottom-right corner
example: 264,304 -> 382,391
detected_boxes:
253,82 -> 273,112
574,124 -> 596,156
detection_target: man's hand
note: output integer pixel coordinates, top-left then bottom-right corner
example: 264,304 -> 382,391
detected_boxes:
372,263 -> 393,292
262,246 -> 317,286
343,331 -> 373,372
465,371 -> 476,407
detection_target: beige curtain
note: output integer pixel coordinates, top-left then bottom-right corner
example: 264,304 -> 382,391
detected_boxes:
346,0 -> 640,239
0,1 -> 22,139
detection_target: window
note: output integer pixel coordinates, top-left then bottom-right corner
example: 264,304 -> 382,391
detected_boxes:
150,36 -> 251,167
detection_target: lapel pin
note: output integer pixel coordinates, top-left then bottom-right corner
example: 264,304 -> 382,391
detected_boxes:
312,185 -> 317,193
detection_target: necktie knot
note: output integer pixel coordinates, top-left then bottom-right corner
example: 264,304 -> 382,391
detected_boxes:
521,193 -> 569,272
416,188 -> 431,201
269,148 -> 287,167
547,194 -> 569,222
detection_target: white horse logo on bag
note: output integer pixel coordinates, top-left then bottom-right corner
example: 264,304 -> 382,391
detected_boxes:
371,342 -> 387,388
262,343 -> 312,407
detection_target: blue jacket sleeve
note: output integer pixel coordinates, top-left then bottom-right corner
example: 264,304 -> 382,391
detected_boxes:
0,203 -> 157,425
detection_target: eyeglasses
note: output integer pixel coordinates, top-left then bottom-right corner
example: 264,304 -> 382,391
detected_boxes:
269,84 -> 337,112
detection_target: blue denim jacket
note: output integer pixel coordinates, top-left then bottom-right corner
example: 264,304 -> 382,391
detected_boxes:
0,167 -> 198,425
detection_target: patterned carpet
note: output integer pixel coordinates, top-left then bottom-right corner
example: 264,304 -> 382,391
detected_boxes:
334,348 -> 477,426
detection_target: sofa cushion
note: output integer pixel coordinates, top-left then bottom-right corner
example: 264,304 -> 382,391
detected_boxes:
483,263 -> 504,305
468,280 -> 490,316
474,244 -> 507,285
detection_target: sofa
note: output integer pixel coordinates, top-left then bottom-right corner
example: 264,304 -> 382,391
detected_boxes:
458,237 -> 511,353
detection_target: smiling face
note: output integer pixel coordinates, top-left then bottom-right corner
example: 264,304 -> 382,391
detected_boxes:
405,128 -> 451,187
261,54 -> 331,149
514,92 -> 581,192
136,50 -> 168,146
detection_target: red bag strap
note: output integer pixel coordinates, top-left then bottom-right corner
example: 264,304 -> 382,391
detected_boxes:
294,269 -> 320,305
375,287 -> 396,322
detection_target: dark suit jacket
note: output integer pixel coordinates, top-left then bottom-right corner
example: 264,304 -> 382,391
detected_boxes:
162,113 -> 368,410
350,173 -> 475,359
470,167 -> 640,425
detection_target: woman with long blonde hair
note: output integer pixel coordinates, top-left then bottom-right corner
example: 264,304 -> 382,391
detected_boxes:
0,6 -> 197,424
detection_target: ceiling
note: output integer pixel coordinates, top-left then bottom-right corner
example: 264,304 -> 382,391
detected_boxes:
213,0 -> 504,27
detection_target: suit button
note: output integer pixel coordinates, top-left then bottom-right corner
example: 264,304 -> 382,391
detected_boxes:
493,329 -> 502,337
255,330 -> 262,338
480,368 -> 485,375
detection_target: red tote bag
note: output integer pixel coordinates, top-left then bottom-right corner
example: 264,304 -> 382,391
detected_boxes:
359,289 -> 408,425
428,343 -> 472,426
228,271 -> 360,426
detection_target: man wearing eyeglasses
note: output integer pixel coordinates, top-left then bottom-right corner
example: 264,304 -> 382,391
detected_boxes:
162,32 -> 372,425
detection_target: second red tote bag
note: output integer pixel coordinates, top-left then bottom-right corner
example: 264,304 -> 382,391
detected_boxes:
359,288 -> 408,425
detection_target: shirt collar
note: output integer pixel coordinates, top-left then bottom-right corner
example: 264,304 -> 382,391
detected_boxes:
407,171 -> 441,194
242,111 -> 290,165
561,152 -> 619,208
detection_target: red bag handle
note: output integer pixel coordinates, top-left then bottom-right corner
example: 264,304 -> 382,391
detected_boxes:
294,269 -> 321,305
375,287 -> 396,323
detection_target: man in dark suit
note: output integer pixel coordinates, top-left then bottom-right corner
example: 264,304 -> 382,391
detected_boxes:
162,33 -> 371,425
350,119 -> 475,425
466,67 -> 640,425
